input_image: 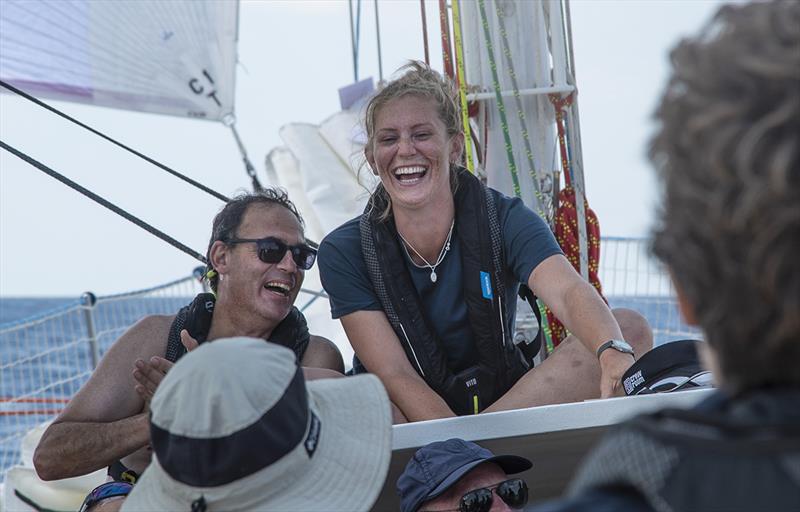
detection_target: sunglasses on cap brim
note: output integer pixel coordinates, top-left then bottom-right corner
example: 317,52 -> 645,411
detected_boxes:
225,237 -> 317,270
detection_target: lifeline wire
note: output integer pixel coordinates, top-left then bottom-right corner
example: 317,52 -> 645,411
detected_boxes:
0,140 -> 208,265
0,80 -> 230,203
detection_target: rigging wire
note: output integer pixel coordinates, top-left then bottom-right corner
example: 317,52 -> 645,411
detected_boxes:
438,0 -> 454,79
0,80 -> 230,203
450,0 -> 475,173
0,140 -> 209,265
374,0 -> 383,82
225,117 -> 263,192
420,0 -> 430,65
348,0 -> 363,82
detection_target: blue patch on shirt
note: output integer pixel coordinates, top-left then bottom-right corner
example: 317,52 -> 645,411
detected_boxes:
480,271 -> 493,300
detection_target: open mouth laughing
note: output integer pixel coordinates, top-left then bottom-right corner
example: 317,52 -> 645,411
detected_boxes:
393,165 -> 428,185
263,280 -> 292,297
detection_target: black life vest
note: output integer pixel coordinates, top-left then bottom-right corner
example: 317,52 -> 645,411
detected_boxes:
165,293 -> 310,363
568,388 -> 800,512
359,168 -> 529,415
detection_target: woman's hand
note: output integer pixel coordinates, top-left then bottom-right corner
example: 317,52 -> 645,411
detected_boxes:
598,349 -> 635,398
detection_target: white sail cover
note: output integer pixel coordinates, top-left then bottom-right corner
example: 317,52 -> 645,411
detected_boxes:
0,0 -> 238,121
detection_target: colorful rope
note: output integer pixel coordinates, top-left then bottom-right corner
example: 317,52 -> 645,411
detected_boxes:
491,1 -> 549,215
547,93 -> 607,346
438,0 -> 454,79
477,0 -> 521,196
451,0 -> 475,173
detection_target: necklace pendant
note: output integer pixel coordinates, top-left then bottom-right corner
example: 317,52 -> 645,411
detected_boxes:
430,271 -> 437,283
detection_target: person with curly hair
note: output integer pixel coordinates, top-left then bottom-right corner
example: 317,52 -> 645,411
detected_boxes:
535,2 -> 800,510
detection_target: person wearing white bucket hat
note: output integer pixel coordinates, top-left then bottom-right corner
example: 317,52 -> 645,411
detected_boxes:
121,336 -> 392,512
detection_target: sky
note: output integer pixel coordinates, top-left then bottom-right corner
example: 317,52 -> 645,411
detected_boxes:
0,0 -> 728,297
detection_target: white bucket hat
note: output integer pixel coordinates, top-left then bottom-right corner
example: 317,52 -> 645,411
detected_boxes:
121,337 -> 392,512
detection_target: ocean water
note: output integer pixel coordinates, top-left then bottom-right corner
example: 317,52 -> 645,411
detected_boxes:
0,297 -> 79,325
0,295 -> 699,481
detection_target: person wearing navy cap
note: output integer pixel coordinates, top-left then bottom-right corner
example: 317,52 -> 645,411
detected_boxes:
397,438 -> 532,512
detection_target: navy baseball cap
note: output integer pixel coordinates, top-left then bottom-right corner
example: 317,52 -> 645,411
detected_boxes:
397,438 -> 532,512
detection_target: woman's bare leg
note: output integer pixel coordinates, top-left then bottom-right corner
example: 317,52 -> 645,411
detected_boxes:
484,308 -> 653,413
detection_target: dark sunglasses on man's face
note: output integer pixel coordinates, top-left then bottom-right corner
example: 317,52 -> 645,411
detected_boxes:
225,237 -> 317,270
424,478 -> 528,512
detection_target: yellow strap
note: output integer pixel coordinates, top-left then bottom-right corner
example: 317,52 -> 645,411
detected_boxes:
473,394 -> 479,414
451,0 -> 475,173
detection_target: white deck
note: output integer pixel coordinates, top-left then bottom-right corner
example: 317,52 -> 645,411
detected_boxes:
372,388 -> 713,510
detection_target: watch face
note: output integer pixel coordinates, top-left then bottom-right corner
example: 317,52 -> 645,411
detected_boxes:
612,340 -> 634,352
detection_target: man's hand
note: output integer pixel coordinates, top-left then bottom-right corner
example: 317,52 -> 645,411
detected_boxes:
599,349 -> 635,398
133,329 -> 199,403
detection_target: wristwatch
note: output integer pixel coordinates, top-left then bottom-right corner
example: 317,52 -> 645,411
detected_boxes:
596,339 -> 634,359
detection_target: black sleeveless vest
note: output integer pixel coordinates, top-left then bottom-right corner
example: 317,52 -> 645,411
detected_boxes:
568,388 -> 800,512
359,168 -> 529,415
165,293 -> 311,363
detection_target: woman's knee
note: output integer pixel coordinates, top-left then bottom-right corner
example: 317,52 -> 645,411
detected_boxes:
611,308 -> 653,357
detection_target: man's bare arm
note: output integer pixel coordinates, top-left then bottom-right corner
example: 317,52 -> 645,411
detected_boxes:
301,335 -> 345,373
34,413 -> 151,480
33,315 -> 171,480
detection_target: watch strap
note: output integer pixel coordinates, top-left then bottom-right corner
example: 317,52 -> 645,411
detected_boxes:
596,339 -> 634,359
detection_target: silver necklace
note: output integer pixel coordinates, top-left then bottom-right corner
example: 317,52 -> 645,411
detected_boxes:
397,220 -> 455,283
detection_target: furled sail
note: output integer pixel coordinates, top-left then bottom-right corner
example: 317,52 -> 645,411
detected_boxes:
0,0 -> 238,121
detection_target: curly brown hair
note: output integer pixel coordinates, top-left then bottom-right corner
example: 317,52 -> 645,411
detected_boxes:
649,1 -> 800,391
364,61 -> 462,221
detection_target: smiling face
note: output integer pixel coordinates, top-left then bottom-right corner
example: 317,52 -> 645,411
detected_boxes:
211,203 -> 305,329
366,94 -> 463,213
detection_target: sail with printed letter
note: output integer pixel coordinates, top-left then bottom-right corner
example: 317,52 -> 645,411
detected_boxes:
0,0 -> 238,121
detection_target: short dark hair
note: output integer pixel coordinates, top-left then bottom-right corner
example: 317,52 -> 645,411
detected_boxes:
205,189 -> 304,292
649,1 -> 800,391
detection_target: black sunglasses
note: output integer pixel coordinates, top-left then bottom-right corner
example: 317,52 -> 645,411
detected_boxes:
225,237 -> 317,270
454,478 -> 528,512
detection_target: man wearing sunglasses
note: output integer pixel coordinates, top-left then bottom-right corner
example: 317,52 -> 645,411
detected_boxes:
398,438 -> 531,512
33,189 -> 344,506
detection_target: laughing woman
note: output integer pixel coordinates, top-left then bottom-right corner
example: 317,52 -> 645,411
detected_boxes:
319,62 -> 652,422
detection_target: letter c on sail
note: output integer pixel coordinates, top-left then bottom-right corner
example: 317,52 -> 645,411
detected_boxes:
189,78 -> 204,95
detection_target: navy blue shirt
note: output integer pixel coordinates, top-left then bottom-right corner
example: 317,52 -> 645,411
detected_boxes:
318,188 -> 562,372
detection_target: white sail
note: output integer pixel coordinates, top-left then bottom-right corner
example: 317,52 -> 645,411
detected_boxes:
0,0 -> 238,121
